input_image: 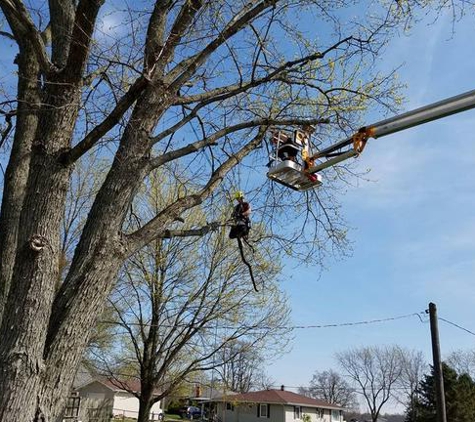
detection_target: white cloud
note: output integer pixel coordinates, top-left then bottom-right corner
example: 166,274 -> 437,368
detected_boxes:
95,9 -> 130,40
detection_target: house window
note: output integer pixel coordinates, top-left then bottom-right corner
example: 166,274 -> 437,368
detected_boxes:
294,406 -> 302,419
63,395 -> 80,418
331,410 -> 340,422
226,402 -> 234,411
316,408 -> 324,419
259,404 -> 268,418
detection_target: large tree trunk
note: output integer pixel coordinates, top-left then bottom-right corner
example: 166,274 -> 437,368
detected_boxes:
0,78 -> 81,422
0,4 -> 174,416
40,88 -> 170,418
0,45 -> 39,321
1,86 -> 170,422
138,394 -> 154,422
0,2 -> 106,419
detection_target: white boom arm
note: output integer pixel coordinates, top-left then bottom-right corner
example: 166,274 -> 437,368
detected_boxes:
308,88 -> 475,173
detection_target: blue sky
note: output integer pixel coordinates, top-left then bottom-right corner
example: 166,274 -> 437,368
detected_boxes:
266,9 -> 475,405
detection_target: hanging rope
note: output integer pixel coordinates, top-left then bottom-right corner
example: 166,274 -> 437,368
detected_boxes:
236,236 -> 258,292
241,235 -> 255,253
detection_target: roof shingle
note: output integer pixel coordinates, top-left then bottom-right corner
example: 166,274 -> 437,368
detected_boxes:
218,389 -> 343,410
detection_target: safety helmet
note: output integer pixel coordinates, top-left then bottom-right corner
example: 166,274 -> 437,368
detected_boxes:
233,191 -> 244,200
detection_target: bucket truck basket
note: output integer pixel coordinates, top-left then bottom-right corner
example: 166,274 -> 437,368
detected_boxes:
267,160 -> 323,191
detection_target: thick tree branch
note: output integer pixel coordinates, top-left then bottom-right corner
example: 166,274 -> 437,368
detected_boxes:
173,36 -> 353,106
126,128 -> 267,253
149,0 -> 203,76
167,0 -> 280,90
157,222 -> 225,239
0,0 -> 54,72
48,0 -> 76,68
149,117 -> 330,169
60,76 -> 148,165
143,0 -> 172,75
174,54 -> 319,106
64,0 -> 104,80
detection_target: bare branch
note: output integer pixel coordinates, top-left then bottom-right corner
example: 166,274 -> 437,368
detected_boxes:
0,30 -> 14,40
167,0 -> 280,90
126,128 -> 267,253
150,117 -> 330,169
60,76 -> 148,165
148,0 -> 204,77
176,36 -> 354,106
64,0 -> 104,80
0,0 -> 54,72
0,109 -> 16,150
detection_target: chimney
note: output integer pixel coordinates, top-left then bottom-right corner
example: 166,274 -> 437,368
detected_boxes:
195,384 -> 201,397
280,385 -> 285,391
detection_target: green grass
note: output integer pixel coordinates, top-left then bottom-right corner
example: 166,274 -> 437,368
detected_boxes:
109,413 -> 183,422
164,414 -> 183,421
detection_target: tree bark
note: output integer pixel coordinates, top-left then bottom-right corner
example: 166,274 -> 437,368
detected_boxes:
0,78 -> 82,422
138,395 -> 153,422
0,44 -> 40,322
36,86 -> 169,420
0,1 -> 105,419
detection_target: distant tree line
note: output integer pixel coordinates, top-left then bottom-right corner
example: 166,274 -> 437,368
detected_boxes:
301,346 -> 475,422
406,362 -> 475,422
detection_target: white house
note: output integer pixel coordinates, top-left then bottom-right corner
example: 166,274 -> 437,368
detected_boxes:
69,378 -> 163,422
213,388 -> 344,422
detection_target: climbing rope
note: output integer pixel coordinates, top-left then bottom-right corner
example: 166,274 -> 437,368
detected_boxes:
236,237 -> 258,292
208,219 -> 258,292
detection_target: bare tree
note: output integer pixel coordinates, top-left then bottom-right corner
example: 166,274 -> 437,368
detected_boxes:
394,349 -> 427,421
0,1 -> 414,420
446,349 -> 475,379
214,340 -> 274,394
87,175 -> 290,422
299,369 -> 357,408
336,346 -> 404,422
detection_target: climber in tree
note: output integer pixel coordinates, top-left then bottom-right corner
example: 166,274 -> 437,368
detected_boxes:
228,191 -> 258,292
229,191 -> 251,239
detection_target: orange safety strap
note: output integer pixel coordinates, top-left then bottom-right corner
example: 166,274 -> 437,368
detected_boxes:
352,127 -> 375,154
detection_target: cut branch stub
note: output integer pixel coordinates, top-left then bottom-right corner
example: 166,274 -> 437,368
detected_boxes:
29,234 -> 47,252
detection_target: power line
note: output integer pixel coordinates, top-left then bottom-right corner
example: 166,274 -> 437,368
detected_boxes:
100,311 -> 426,331
285,312 -> 426,330
439,316 -> 475,337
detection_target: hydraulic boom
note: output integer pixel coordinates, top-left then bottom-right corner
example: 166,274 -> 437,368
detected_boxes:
307,88 -> 475,174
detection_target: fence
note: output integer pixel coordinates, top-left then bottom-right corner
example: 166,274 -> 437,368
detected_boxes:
111,408 -> 162,421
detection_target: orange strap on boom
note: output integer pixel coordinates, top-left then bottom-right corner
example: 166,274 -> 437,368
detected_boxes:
352,126 -> 375,155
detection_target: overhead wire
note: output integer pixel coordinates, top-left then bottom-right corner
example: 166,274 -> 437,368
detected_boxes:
100,310 -> 427,331
284,311 -> 426,330
438,316 -> 475,337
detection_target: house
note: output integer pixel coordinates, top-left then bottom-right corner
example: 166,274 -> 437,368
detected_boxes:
69,378 -> 163,422
188,385 -> 239,417
213,387 -> 344,422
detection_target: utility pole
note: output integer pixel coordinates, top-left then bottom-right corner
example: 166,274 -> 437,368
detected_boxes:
428,302 -> 447,422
